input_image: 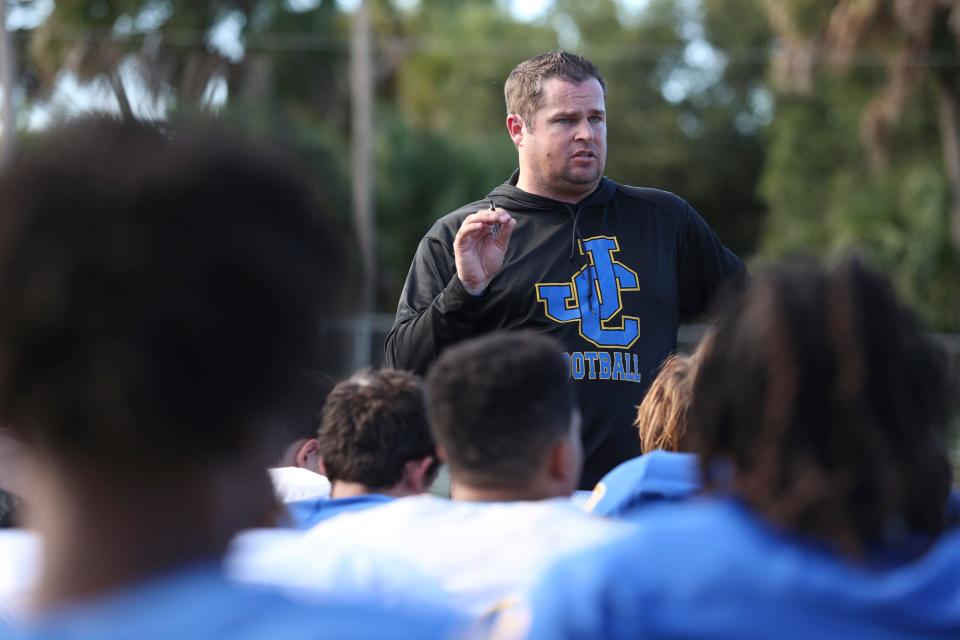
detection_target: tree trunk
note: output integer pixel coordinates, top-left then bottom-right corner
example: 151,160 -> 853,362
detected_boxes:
350,0 -> 376,369
0,4 -> 16,167
110,70 -> 135,122
935,75 -> 960,252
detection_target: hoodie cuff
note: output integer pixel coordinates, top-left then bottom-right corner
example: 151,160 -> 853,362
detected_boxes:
439,275 -> 489,312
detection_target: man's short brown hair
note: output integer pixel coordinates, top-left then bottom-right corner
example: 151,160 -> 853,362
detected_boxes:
317,369 -> 437,490
504,50 -> 607,126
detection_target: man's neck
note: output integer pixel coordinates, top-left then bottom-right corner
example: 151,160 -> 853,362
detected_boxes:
331,480 -> 408,499
450,481 -> 566,503
515,172 -> 598,205
30,462 -> 271,611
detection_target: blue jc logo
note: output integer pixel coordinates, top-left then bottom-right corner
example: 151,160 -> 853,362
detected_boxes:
535,236 -> 640,348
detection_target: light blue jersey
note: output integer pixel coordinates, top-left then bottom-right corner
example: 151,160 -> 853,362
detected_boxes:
4,563 -> 461,640
584,451 -> 700,518
529,499 -> 960,639
287,494 -> 394,530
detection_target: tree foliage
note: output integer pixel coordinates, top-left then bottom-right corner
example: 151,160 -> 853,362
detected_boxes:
16,0 -> 957,331
760,0 -> 960,330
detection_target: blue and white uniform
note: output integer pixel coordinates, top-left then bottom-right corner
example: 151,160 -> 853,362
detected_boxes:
584,451 -> 700,518
4,563 -> 462,640
286,494 -> 394,529
235,494 -> 630,618
528,498 -> 960,639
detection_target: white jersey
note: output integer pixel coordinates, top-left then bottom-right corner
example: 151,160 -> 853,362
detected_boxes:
231,494 -> 631,618
0,529 -> 40,623
267,467 -> 331,504
227,526 -> 454,614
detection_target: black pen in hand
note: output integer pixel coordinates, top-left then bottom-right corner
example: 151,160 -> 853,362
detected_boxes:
488,199 -> 501,239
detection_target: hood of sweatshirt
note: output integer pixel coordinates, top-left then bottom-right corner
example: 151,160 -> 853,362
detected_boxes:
487,170 -> 618,315
486,169 -> 618,214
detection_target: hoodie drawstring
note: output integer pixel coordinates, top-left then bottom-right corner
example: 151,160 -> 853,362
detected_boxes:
565,204 -> 596,314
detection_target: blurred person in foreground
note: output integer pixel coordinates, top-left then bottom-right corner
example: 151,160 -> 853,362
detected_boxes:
286,368 -> 439,528
0,117 -> 459,639
0,430 -> 39,624
522,258 -> 960,639
232,331 -> 629,619
0,441 -> 37,623
0,486 -> 36,624
583,348 -> 704,518
0,429 -> 31,508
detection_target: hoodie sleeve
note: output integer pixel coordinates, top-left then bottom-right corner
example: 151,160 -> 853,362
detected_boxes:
677,203 -> 746,320
384,236 -> 488,374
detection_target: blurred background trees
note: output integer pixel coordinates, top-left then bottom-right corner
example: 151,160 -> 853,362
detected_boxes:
760,0 -> 960,331
2,0 -> 958,333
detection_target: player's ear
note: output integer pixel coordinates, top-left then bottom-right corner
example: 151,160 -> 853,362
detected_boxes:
293,438 -> 320,468
506,114 -> 526,147
294,438 -> 320,469
546,439 -> 578,485
401,456 -> 437,494
546,410 -> 582,495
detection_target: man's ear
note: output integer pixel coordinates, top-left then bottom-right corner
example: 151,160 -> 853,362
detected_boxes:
295,438 -> 321,473
545,438 -> 579,495
506,114 -> 526,148
401,456 -> 437,494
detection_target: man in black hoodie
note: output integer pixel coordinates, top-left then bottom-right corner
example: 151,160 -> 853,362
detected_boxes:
385,50 -> 744,489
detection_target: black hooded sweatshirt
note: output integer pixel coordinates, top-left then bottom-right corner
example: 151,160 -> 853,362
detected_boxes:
385,171 -> 744,489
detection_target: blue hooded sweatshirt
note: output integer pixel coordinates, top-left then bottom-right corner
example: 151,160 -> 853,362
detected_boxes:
528,498 -> 960,640
585,450 -> 700,518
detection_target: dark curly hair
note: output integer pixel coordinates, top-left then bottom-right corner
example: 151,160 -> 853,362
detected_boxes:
0,117 -> 338,466
317,369 -> 437,489
691,258 -> 954,557
426,331 -> 576,488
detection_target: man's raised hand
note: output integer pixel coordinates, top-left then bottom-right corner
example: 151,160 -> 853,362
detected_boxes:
453,207 -> 517,296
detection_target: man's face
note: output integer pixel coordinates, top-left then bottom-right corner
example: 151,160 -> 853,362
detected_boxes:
519,77 -> 607,200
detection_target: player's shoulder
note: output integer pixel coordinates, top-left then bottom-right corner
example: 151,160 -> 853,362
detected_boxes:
587,452 -> 701,518
512,498 -> 631,543
307,494 -> 446,538
223,580 -> 461,639
621,450 -> 699,485
268,466 -> 331,504
556,499 -> 754,579
7,566 -> 462,640
584,456 -> 655,514
260,589 -> 462,639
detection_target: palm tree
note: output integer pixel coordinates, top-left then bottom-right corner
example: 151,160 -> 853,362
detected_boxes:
764,0 -> 960,250
1,1 -> 16,165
